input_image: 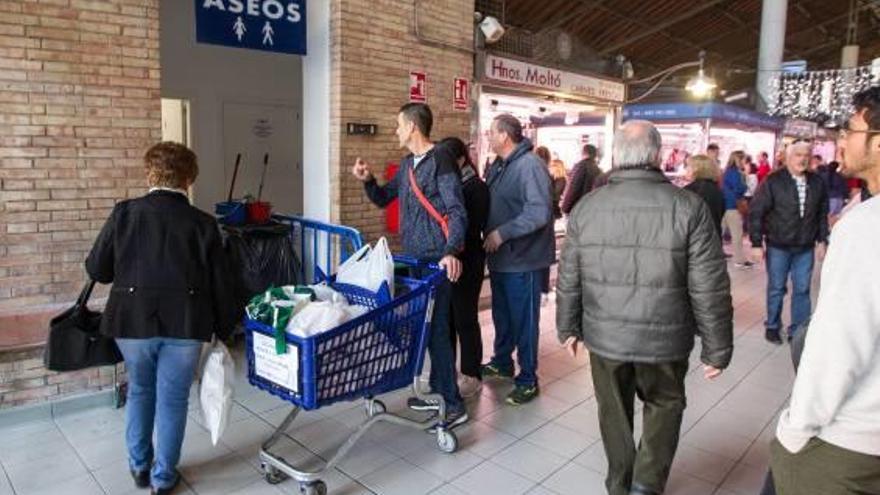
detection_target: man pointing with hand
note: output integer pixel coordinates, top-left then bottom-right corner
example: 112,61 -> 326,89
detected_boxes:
351,103 -> 468,430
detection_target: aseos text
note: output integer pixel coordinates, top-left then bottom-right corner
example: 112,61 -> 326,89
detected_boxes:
202,0 -> 302,23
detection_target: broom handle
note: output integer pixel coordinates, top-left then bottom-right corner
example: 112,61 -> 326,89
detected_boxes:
227,153 -> 241,202
257,153 -> 269,201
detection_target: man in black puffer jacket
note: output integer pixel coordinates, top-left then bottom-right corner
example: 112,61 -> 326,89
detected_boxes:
748,142 -> 828,345
556,120 -> 734,495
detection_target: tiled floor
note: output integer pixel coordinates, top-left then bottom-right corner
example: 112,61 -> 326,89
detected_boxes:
0,263 -> 801,495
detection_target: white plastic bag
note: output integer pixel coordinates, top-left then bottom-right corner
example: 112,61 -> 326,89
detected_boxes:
286,300 -> 352,338
199,340 -> 234,446
335,237 -> 394,297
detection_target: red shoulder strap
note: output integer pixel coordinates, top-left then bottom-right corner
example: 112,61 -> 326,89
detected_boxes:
407,166 -> 449,240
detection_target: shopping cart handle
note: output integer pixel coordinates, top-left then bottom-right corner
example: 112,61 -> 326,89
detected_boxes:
392,255 -> 445,282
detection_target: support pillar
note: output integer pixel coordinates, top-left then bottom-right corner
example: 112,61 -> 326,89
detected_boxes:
756,0 -> 788,110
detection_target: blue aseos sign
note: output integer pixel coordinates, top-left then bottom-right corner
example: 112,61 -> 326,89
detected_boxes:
195,0 -> 307,55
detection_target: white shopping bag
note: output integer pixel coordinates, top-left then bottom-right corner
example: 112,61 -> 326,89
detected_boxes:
335,237 -> 394,297
199,339 -> 234,446
286,300 -> 354,338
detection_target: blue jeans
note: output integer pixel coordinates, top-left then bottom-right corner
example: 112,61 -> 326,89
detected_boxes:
116,337 -> 202,490
488,269 -> 542,387
765,246 -> 815,336
415,267 -> 464,413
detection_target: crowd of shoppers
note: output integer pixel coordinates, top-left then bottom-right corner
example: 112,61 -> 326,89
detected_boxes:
88,87 -> 880,495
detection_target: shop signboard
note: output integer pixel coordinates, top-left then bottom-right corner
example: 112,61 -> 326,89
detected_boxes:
410,71 -> 427,103
783,119 -> 818,139
195,0 -> 307,55
453,78 -> 469,111
623,102 -> 783,130
483,54 -> 625,103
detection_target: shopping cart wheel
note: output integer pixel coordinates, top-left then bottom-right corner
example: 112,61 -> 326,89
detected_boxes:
300,480 -> 327,495
261,462 -> 288,485
436,429 -> 458,453
365,399 -> 386,418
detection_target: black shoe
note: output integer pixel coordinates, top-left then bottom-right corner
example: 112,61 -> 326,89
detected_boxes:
130,469 -> 150,489
765,329 -> 783,345
151,472 -> 181,495
407,397 -> 440,411
480,362 -> 514,380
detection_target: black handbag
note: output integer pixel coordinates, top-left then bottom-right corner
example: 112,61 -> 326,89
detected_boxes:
44,280 -> 123,371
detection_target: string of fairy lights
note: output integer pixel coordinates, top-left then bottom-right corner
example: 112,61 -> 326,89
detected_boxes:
767,65 -> 876,126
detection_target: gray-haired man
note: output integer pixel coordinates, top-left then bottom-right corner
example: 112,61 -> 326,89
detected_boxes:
556,120 -> 734,495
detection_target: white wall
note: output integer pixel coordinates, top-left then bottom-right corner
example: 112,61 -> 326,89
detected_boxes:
160,0 -> 304,213
302,0 -> 330,221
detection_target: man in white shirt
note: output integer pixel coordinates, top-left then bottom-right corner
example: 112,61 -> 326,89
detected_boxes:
770,87 -> 880,494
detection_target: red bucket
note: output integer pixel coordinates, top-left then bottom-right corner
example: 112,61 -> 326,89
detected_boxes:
246,201 -> 272,224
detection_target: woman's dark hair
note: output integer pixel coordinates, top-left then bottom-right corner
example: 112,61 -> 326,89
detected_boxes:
582,144 -> 598,160
852,86 -> 880,129
438,137 -> 473,168
535,146 -> 551,164
829,160 -> 840,172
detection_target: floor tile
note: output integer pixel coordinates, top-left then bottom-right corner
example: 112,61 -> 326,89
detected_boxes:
405,444 -> 484,482
663,470 -> 718,495
452,461 -> 535,495
429,484 -> 468,495
671,444 -> 737,484
457,421 -> 518,458
491,440 -> 569,483
523,422 -> 597,459
5,449 -> 89,494
17,473 -> 104,495
335,438 -> 400,479
542,461 -> 605,495
359,459 -> 444,495
181,452 -> 261,495
480,406 -> 549,438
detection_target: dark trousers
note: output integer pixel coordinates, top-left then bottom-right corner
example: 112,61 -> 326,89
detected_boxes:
488,269 -> 542,387
450,254 -> 485,379
590,353 -> 689,495
413,266 -> 464,412
770,438 -> 880,495
540,266 -> 550,294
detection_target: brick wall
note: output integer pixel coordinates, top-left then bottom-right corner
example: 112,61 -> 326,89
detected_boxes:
0,347 -> 121,408
0,0 -> 161,315
330,0 -> 475,242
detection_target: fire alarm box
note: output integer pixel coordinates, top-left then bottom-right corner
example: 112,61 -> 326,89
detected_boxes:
385,162 -> 400,234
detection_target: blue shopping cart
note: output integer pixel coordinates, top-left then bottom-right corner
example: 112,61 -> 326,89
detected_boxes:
245,217 -> 458,495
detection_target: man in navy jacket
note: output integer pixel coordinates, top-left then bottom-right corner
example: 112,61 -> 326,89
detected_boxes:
351,103 -> 469,428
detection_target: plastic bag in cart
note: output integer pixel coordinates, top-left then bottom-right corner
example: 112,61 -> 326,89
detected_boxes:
199,340 -> 234,446
335,237 -> 395,298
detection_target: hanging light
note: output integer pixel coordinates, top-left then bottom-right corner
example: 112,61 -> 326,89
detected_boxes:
686,52 -> 717,99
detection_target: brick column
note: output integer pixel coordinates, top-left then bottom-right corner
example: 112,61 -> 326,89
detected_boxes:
0,0 -> 161,313
330,0 -> 475,242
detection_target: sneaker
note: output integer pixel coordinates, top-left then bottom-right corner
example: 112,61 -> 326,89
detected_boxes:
480,362 -> 514,380
458,375 -> 483,398
407,397 -> 440,411
426,408 -> 469,433
130,469 -> 150,489
734,261 -> 755,269
506,384 -> 539,405
765,329 -> 783,345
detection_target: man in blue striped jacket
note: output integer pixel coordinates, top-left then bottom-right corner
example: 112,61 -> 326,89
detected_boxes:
351,103 -> 469,429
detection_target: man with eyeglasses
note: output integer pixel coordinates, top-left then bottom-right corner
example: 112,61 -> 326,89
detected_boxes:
748,141 -> 829,345
768,86 -> 880,495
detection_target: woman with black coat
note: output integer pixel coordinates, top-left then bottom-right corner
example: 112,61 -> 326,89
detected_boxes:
86,142 -> 237,495
684,154 -> 725,239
